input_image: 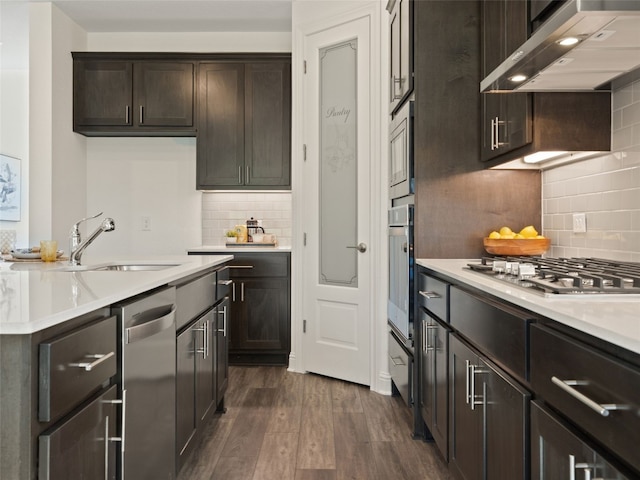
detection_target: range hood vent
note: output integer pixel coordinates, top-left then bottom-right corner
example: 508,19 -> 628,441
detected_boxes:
481,0 -> 640,92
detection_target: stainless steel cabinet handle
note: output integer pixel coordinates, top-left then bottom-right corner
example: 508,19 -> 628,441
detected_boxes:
494,116 -> 500,150
104,416 -> 109,480
139,105 -> 143,124
125,105 -> 130,124
194,320 -> 208,359
246,165 -> 250,184
229,265 -> 254,269
69,351 -> 115,371
569,455 -> 595,480
102,390 -> 126,480
389,355 -> 405,366
238,166 -> 242,184
392,75 -> 404,99
241,282 -> 245,302
232,282 -> 236,302
346,243 -> 367,253
465,360 -> 471,405
469,363 -> 477,410
424,324 -> 438,352
419,290 -> 441,300
218,279 -> 233,286
490,116 -> 497,150
218,305 -> 227,336
551,376 -> 627,417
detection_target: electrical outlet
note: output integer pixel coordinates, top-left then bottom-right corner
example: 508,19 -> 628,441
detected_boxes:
141,216 -> 152,231
572,213 -> 586,233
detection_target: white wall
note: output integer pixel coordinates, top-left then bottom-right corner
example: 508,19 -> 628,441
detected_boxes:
83,31 -> 292,258
0,2 -> 29,249
543,78 -> 640,262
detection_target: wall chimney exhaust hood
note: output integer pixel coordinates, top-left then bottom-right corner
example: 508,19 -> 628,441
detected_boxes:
480,0 -> 640,93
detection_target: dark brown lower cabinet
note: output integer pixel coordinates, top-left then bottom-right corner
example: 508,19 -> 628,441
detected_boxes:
449,335 -> 529,480
228,252 -> 291,365
38,385 -> 118,480
419,309 -> 449,459
531,401 -> 632,480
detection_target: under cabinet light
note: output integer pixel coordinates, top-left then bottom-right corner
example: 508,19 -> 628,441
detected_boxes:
557,36 -> 580,46
509,74 -> 528,83
523,151 -> 567,163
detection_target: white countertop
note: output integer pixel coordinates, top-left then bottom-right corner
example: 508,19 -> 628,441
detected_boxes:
417,259 -> 640,355
189,244 -> 292,253
0,254 -> 233,335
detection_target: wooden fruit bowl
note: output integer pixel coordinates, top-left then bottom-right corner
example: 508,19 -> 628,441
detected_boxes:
483,238 -> 550,256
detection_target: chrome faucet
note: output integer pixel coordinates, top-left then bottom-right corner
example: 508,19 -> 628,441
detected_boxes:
69,213 -> 116,265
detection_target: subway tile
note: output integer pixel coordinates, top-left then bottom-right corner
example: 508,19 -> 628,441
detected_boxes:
613,125 -> 634,150
613,84 -> 634,111
622,101 -> 640,128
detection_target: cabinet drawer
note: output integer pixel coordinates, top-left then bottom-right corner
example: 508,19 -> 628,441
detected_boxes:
531,324 -> 640,473
417,273 -> 448,321
228,253 -> 289,278
39,316 -> 117,423
176,270 -> 216,329
388,331 -> 411,406
450,286 -> 533,382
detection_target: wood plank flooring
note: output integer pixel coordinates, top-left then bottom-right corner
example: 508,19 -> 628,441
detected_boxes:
178,366 -> 453,480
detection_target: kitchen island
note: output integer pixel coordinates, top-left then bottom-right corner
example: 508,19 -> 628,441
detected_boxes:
0,253 -> 232,480
0,254 -> 232,334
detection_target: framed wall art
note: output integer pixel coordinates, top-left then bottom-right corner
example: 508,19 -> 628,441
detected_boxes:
0,154 -> 21,222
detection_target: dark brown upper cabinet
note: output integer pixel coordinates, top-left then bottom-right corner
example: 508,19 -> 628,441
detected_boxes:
387,0 -> 414,116
72,53 -> 195,136
197,57 -> 291,190
480,0 -> 611,167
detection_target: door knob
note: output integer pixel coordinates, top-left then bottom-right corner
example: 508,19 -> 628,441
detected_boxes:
346,243 -> 367,253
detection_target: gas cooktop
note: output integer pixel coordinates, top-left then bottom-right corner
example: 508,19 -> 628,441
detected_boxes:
466,257 -> 640,295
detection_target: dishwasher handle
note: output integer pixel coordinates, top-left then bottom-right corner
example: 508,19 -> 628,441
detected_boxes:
125,304 -> 176,344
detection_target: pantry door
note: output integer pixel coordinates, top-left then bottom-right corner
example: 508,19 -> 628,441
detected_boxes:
301,13 -> 373,386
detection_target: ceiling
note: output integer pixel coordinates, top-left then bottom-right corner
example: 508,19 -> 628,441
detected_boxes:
17,0 -> 293,32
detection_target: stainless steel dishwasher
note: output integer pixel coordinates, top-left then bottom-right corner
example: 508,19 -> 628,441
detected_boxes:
111,286 -> 177,480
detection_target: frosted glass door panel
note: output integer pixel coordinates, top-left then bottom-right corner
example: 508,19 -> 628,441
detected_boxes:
319,40 -> 358,287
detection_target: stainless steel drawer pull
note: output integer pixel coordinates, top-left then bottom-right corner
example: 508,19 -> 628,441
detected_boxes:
419,290 -> 441,299
229,265 -> 254,269
69,351 -> 115,371
218,279 -> 233,286
389,355 -> 406,366
551,376 -> 628,417
139,105 -> 143,124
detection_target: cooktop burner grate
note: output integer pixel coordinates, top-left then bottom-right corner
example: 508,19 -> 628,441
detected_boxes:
467,257 -> 640,295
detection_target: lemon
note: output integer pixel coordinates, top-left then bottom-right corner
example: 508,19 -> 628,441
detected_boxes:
501,233 -> 515,239
499,226 -> 513,237
535,235 -> 545,239
514,234 -> 525,239
519,225 -> 538,238
488,231 -> 501,239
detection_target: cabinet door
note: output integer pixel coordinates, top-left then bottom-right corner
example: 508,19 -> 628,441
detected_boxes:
39,386 -> 118,480
531,402 -> 632,480
214,299 -> 230,406
74,60 -> 132,127
197,63 -> 245,188
388,0 -> 413,114
245,62 -> 291,187
420,312 -> 449,459
480,0 -> 531,162
449,336 -> 482,480
231,277 -> 289,352
483,358 -> 529,480
134,62 -> 194,127
195,311 -> 215,422
176,326 -> 196,457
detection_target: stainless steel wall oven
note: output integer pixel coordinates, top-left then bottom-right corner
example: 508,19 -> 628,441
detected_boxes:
388,204 -> 414,405
389,101 -> 414,199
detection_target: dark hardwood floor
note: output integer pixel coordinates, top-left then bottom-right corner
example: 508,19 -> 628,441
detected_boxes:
178,366 -> 452,480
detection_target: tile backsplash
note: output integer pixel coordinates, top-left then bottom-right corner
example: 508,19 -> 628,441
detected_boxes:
543,79 -> 640,262
202,192 -> 292,246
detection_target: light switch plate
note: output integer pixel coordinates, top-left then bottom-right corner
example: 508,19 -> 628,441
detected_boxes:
572,213 -> 586,233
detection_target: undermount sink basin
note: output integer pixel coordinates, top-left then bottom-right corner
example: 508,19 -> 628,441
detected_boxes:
55,263 -> 180,272
92,264 -> 180,271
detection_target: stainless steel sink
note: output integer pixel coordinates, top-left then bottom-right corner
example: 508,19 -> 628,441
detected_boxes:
55,263 -> 180,272
93,264 -> 179,271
